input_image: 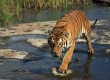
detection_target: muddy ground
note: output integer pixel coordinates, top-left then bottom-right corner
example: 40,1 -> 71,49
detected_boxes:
0,20 -> 110,80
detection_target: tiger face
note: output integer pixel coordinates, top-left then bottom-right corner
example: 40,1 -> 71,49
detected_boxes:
48,30 -> 70,59
48,36 -> 62,57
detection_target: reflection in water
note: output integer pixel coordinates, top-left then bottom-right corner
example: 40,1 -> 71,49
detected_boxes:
83,54 -> 93,80
16,5 -> 110,24
52,55 -> 93,80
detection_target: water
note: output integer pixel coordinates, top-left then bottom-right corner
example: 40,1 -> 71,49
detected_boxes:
0,34 -> 110,80
14,5 -> 110,24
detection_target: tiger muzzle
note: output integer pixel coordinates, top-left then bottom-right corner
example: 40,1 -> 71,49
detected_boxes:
52,52 -> 61,58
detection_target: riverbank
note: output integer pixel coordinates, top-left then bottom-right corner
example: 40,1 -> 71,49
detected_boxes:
0,20 -> 110,44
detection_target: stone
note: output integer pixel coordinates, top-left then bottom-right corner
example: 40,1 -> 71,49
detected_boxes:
52,68 -> 72,76
0,49 -> 29,59
106,49 -> 110,54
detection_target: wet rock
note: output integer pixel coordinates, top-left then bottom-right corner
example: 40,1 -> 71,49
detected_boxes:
27,38 -> 47,47
52,68 -> 72,76
0,49 -> 29,59
106,49 -> 110,54
98,39 -> 110,44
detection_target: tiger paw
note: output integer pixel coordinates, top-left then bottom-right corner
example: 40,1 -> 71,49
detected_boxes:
52,68 -> 72,76
88,49 -> 94,54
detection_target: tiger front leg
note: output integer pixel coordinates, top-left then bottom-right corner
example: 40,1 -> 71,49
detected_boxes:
58,42 -> 75,74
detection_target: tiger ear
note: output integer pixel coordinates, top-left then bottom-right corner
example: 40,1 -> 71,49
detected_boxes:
48,30 -> 52,35
63,31 -> 69,38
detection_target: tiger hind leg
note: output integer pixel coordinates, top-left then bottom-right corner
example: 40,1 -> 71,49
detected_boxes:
83,33 -> 94,54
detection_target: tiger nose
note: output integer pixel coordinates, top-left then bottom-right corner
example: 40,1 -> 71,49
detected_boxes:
52,52 -> 58,57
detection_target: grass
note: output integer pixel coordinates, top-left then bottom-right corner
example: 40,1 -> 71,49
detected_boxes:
0,0 -> 92,27
0,0 -> 21,27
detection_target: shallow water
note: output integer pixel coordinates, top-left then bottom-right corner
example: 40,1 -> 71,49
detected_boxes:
14,5 -> 110,24
0,34 -> 110,80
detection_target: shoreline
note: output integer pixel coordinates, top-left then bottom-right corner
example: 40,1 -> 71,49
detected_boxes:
0,20 -> 110,44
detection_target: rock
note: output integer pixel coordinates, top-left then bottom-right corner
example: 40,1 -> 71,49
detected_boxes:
0,49 -> 29,59
27,38 -> 47,47
52,68 -> 72,76
99,40 -> 110,44
106,49 -> 110,54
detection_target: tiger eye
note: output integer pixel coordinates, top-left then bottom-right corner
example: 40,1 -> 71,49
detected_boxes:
50,41 -> 54,47
58,42 -> 62,47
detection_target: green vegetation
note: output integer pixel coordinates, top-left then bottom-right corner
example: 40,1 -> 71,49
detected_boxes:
0,0 -> 92,27
22,0 -> 92,10
0,0 -> 21,27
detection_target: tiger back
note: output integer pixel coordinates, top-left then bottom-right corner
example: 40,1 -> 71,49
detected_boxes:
55,10 -> 91,38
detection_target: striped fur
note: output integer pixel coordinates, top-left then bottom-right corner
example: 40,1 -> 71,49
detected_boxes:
48,10 -> 96,74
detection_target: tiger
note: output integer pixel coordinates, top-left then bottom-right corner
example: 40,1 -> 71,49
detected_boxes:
48,10 -> 97,74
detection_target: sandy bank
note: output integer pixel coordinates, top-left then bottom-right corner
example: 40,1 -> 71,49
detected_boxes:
0,20 -> 109,44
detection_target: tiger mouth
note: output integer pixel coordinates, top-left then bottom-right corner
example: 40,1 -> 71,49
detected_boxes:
59,53 -> 65,61
52,51 -> 65,60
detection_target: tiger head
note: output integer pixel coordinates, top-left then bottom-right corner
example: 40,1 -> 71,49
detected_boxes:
48,29 -> 70,59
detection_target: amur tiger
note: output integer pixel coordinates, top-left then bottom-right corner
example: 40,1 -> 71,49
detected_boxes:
48,10 -> 97,74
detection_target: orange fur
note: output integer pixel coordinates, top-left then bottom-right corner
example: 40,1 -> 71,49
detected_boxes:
48,10 -> 94,74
